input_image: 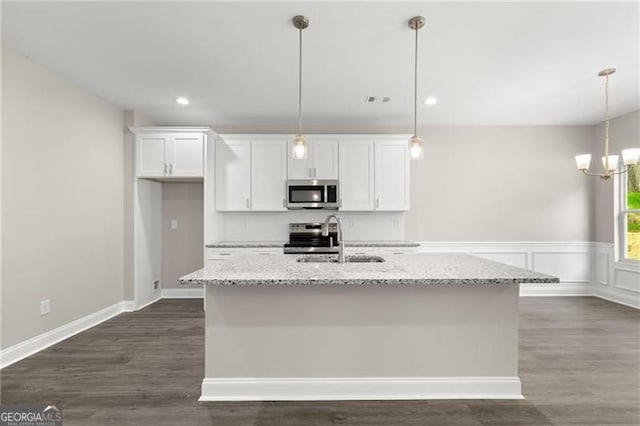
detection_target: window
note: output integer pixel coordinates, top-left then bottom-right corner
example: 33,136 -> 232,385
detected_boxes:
620,164 -> 640,261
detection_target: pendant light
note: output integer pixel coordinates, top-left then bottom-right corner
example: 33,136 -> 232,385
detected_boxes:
408,16 -> 425,160
292,15 -> 309,159
575,68 -> 640,179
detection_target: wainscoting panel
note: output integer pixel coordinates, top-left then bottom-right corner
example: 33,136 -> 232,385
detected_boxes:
531,251 -> 591,283
592,243 -> 640,309
418,242 -> 594,297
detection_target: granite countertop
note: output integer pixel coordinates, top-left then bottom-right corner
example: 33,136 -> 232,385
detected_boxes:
180,253 -> 559,286
205,240 -> 419,249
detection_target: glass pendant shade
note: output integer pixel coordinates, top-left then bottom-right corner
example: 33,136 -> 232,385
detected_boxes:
292,134 -> 308,159
602,155 -> 619,172
622,148 -> 640,166
575,154 -> 592,171
409,135 -> 424,160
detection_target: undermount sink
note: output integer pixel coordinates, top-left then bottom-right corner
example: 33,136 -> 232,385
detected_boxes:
297,255 -> 385,264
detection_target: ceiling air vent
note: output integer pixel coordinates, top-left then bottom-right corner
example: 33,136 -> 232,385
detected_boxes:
365,96 -> 391,103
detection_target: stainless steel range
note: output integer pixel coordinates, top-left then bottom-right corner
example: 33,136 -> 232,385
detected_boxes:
283,223 -> 339,254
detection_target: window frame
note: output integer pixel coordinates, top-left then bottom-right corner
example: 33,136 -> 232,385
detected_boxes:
617,163 -> 640,264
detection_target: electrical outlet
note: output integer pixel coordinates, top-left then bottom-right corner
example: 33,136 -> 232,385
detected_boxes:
153,280 -> 160,290
170,219 -> 178,230
40,299 -> 50,316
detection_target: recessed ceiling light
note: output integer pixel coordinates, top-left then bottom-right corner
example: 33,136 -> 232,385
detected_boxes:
176,97 -> 189,105
424,97 -> 438,106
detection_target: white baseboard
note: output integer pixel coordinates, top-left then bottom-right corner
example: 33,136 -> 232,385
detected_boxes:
199,377 -> 523,401
0,301 -> 128,369
594,287 -> 640,309
123,300 -> 136,312
520,282 -> 592,297
161,288 -> 204,299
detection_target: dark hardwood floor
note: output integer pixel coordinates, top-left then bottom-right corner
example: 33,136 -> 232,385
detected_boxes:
1,297 -> 638,425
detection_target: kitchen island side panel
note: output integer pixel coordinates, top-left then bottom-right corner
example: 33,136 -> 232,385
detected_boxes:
204,284 -> 519,378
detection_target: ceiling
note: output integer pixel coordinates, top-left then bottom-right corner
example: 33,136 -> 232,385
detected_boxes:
2,1 -> 638,127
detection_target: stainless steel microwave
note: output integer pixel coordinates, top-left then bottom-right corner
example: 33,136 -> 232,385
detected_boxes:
286,180 -> 338,209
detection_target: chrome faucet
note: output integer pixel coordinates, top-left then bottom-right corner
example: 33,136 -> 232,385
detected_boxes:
322,214 -> 345,263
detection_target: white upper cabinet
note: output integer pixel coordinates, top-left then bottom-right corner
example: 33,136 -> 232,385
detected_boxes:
339,140 -> 374,211
215,139 -> 251,211
138,134 -> 168,176
251,140 -> 287,211
215,137 -> 287,211
287,139 -> 339,179
374,140 -> 410,211
132,128 -> 206,178
170,134 -> 205,177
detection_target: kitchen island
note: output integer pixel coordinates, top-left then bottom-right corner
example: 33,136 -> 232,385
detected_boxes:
180,253 -> 558,401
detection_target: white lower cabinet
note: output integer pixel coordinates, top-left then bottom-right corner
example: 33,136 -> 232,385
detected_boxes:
345,247 -> 417,256
245,247 -> 283,256
206,248 -> 245,266
206,247 -> 283,266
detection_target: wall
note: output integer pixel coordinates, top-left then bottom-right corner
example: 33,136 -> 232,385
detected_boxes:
162,183 -> 203,289
1,47 -> 124,349
592,110 -> 640,243
213,125 -> 594,242
406,125 -> 594,241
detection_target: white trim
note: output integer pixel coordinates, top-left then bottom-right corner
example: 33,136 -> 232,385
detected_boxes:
0,301 -> 128,369
199,377 -> 523,402
135,296 -> 162,311
122,301 -> 136,312
519,282 -> 592,297
161,288 -> 204,299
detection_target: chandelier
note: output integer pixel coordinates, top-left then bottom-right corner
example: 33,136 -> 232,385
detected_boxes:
575,68 -> 640,179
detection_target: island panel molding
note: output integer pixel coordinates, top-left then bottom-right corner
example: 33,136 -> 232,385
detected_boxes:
199,377 -> 523,402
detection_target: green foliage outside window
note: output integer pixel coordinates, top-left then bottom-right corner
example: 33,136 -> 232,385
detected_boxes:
626,165 -> 640,260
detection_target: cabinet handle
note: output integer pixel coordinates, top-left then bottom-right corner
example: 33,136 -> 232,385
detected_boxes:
309,168 -> 313,178
339,199 -> 342,209
169,163 -> 173,175
313,167 -> 317,177
283,198 -> 286,208
164,163 -> 168,175
246,198 -> 250,209
376,198 -> 380,209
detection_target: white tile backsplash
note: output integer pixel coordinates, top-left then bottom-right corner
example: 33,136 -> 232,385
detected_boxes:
221,211 -> 405,241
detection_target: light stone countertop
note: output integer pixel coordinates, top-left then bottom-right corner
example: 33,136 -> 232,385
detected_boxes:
180,253 -> 559,286
205,240 -> 419,249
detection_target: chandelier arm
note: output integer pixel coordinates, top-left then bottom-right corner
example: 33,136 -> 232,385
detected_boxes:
611,167 -> 630,176
581,170 -> 611,178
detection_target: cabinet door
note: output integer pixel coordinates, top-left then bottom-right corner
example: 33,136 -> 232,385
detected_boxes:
311,140 -> 339,179
251,140 -> 287,211
339,140 -> 374,210
374,140 -> 409,211
215,139 -> 251,211
137,134 -> 168,177
169,133 -> 203,177
287,140 -> 312,179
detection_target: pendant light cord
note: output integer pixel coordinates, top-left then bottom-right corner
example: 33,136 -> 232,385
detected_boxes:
298,26 -> 303,136
413,25 -> 418,137
604,73 -> 610,169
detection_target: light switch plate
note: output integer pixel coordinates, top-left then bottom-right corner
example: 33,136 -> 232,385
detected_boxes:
170,219 -> 178,229
40,299 -> 50,315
